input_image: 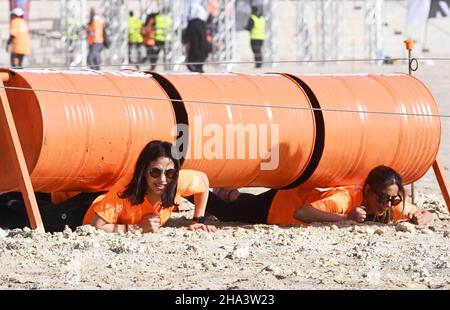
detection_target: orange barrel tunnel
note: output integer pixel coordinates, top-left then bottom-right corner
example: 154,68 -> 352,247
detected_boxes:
151,72 -> 316,188
0,69 -> 177,192
0,69 -> 441,192
282,73 -> 441,188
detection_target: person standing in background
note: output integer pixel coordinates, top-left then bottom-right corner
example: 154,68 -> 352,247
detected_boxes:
205,0 -> 219,57
245,6 -> 265,68
128,10 -> 143,68
146,7 -> 172,71
142,12 -> 158,70
86,8 -> 104,70
7,8 -> 30,69
182,0 -> 210,73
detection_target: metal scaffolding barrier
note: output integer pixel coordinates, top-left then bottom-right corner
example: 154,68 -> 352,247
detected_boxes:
139,0 -> 183,71
301,0 -> 343,62
60,0 -> 87,67
101,0 -> 128,67
56,0 -> 386,68
331,0 -> 343,60
296,0 -> 313,62
212,0 -> 236,71
317,0 -> 330,61
140,0 -> 159,19
263,0 -> 279,68
163,0 -> 183,71
365,0 -> 384,61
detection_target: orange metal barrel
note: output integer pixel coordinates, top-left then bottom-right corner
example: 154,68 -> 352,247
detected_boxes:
0,70 -> 441,192
0,69 -> 176,192
155,73 -> 316,188
287,73 -> 441,187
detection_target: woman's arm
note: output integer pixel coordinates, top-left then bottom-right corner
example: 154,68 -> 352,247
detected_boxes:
293,205 -> 346,223
293,205 -> 366,223
90,213 -> 160,233
188,171 -> 216,232
90,214 -> 127,233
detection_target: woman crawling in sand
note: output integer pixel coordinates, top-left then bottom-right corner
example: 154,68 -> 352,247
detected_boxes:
0,140 -> 216,234
207,166 -> 433,226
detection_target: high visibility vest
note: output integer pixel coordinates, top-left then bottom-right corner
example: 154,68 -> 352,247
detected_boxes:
128,16 -> 143,43
10,17 -> 30,54
87,18 -> 104,45
65,17 -> 80,41
250,15 -> 265,40
155,14 -> 172,42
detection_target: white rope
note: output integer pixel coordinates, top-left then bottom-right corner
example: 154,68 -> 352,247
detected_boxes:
1,84 -> 449,119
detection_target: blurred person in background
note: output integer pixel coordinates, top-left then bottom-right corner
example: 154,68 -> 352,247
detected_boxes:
128,10 -> 143,68
142,11 -> 158,70
7,7 -> 30,69
147,6 -> 172,70
245,5 -> 265,68
182,0 -> 210,73
86,8 -> 104,70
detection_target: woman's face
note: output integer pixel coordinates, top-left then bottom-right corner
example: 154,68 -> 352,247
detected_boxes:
365,183 -> 402,216
145,156 -> 176,196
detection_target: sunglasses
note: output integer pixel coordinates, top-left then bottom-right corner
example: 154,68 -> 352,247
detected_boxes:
147,167 -> 178,179
374,191 -> 403,206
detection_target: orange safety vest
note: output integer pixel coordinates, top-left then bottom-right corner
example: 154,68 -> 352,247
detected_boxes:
10,17 -> 30,55
87,17 -> 104,45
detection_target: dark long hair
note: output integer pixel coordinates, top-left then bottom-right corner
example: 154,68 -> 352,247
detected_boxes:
363,165 -> 405,223
119,140 -> 180,208
144,13 -> 157,26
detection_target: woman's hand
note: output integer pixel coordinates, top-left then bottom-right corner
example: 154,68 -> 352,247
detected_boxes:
189,171 -> 213,231
346,206 -> 367,222
139,212 -> 161,233
408,210 -> 434,225
187,223 -> 217,232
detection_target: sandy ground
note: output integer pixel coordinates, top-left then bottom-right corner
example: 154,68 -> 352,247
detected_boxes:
1,0 -> 449,292
0,192 -> 449,290
1,60 -> 450,290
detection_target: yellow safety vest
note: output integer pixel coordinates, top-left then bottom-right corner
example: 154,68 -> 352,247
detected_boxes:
250,15 -> 265,40
155,14 -> 172,42
128,17 -> 143,43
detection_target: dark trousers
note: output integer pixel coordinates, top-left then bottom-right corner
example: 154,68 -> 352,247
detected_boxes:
147,41 -> 165,71
251,39 -> 263,68
0,192 -> 103,232
188,189 -> 277,224
87,43 -> 103,70
11,53 -> 25,68
186,63 -> 204,73
128,42 -> 142,65
183,18 -> 209,73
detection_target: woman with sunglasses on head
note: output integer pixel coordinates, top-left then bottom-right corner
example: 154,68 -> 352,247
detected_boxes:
82,140 -> 216,233
205,166 -> 433,226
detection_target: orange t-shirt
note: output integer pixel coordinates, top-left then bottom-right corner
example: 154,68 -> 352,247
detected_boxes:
267,186 -> 416,225
10,17 -> 30,54
82,169 -> 206,226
